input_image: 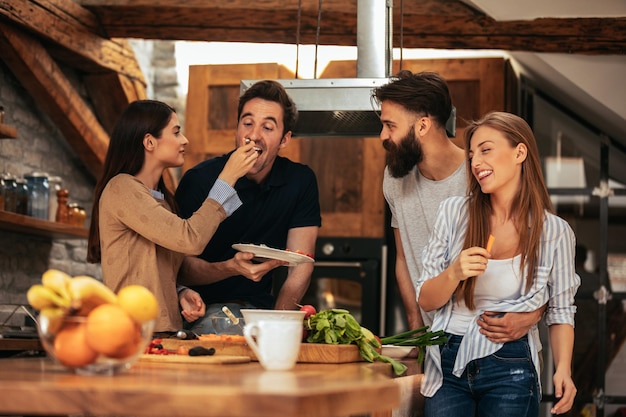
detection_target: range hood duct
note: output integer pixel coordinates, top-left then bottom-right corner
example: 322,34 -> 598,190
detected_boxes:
241,0 -> 389,137
241,0 -> 456,138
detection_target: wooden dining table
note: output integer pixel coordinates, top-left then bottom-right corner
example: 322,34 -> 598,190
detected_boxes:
0,354 -> 420,417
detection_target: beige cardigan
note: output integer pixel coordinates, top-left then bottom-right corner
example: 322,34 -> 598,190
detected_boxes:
99,174 -> 226,332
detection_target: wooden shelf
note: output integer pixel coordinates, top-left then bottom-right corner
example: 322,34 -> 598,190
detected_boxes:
0,123 -> 17,139
0,210 -> 88,239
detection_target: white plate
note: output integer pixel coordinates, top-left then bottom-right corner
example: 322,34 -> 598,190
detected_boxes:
232,243 -> 314,266
381,345 -> 417,359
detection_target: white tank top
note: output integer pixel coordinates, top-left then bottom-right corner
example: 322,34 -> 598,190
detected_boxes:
446,254 -> 524,335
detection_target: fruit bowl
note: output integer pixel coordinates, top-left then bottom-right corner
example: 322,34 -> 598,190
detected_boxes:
37,309 -> 155,375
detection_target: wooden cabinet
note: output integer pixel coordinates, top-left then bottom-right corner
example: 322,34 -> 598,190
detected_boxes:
184,58 -> 514,238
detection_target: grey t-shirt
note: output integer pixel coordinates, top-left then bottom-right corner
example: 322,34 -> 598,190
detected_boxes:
383,163 -> 467,322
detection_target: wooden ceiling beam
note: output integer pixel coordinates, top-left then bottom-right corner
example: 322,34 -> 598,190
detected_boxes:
397,16 -> 626,54
0,0 -> 145,80
0,22 -> 108,179
74,0 -> 626,55
83,69 -> 147,135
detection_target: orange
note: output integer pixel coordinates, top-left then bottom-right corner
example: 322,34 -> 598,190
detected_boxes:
53,322 -> 99,368
85,304 -> 138,358
116,285 -> 159,323
107,321 -> 143,359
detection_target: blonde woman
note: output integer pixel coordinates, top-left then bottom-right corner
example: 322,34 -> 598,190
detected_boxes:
418,112 -> 579,416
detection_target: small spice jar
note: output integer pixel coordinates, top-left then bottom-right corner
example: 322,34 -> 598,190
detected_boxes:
67,203 -> 78,226
68,203 -> 86,228
75,206 -> 87,228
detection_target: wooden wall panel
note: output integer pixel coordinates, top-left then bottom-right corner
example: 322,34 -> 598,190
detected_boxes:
184,63 -> 297,172
184,58 -> 509,238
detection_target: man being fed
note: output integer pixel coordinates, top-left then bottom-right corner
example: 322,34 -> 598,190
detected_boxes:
175,80 -> 321,334
371,70 -> 544,341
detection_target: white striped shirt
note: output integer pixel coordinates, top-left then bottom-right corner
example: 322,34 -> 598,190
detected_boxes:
418,196 -> 580,397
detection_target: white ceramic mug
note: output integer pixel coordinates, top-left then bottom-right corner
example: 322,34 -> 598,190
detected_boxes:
244,320 -> 302,371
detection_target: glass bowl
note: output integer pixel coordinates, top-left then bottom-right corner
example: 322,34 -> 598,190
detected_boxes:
209,311 -> 245,335
37,311 -> 154,375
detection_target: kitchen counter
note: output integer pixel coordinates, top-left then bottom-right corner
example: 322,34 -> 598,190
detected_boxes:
0,356 -> 410,417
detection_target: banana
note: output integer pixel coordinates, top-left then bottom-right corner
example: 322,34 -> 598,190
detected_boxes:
27,284 -> 71,310
39,306 -> 66,335
41,269 -> 72,305
68,275 -> 117,315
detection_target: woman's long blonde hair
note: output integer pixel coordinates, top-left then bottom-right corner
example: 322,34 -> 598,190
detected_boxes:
457,112 -> 553,309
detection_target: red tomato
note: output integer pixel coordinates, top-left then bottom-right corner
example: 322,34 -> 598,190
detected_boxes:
299,304 -> 317,319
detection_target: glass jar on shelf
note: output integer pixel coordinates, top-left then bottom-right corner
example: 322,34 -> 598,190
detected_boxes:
0,174 -> 5,210
15,178 -> 29,215
66,203 -> 77,226
75,206 -> 87,228
67,203 -> 86,228
25,172 -> 49,220
3,173 -> 17,213
47,176 -> 63,222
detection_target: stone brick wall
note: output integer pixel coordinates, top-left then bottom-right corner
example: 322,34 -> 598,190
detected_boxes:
0,61 -> 96,325
0,40 -> 182,327
131,40 -> 186,126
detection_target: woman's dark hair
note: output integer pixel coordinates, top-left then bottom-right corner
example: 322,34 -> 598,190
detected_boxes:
372,70 -> 452,129
237,80 -> 298,136
87,100 -> 176,263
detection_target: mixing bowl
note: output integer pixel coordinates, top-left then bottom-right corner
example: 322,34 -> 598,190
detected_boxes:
209,311 -> 245,335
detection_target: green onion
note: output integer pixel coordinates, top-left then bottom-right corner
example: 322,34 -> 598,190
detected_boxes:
380,326 -> 447,365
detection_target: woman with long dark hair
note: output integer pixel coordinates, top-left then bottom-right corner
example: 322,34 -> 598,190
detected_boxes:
87,100 -> 258,333
418,111 -> 579,416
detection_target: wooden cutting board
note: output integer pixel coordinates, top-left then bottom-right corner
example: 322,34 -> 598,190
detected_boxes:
139,354 -> 250,364
298,343 -> 365,363
160,339 -> 371,363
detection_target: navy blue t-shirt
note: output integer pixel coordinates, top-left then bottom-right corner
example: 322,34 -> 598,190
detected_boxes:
175,153 -> 321,308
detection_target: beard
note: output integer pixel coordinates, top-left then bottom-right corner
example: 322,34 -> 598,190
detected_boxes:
383,126 -> 423,178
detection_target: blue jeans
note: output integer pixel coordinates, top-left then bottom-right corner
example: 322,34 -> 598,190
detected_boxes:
184,302 -> 256,334
425,334 -> 539,417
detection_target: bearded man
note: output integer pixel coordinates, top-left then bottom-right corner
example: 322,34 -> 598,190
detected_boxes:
372,71 -> 543,342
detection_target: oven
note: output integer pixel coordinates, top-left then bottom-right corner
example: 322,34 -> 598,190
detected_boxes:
274,237 -> 388,336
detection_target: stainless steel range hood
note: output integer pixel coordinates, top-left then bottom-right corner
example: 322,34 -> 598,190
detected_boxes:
240,77 -> 389,137
240,0 -> 455,138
